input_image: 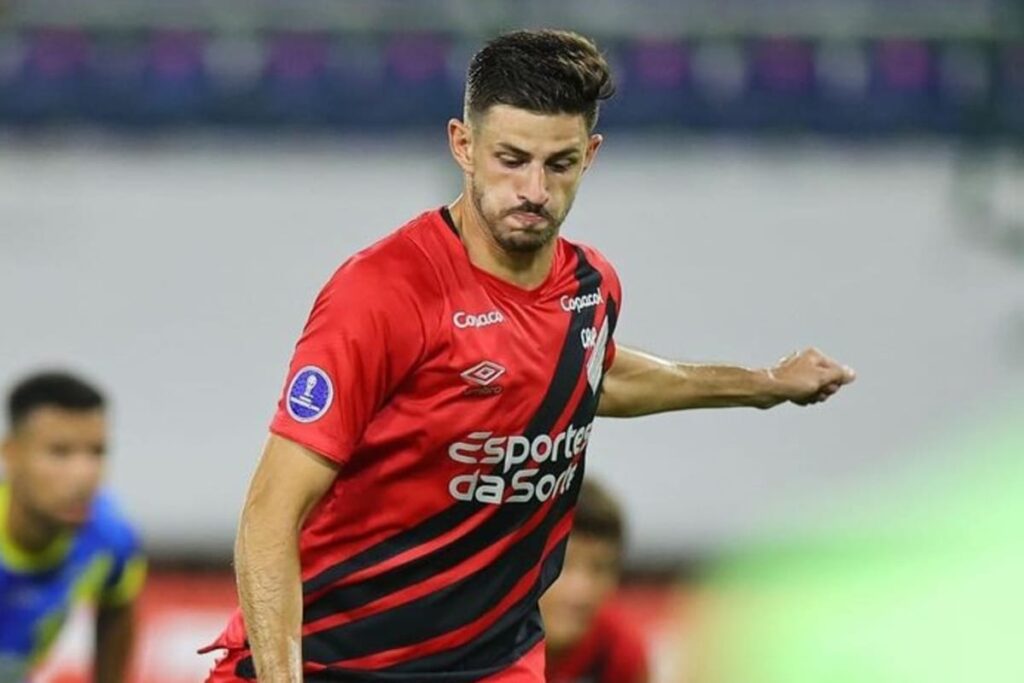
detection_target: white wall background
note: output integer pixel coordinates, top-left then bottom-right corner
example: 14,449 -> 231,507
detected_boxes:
1,133 -> 1021,560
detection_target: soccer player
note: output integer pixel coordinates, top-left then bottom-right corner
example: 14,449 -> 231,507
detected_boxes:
203,29 -> 855,682
541,479 -> 647,683
0,371 -> 146,683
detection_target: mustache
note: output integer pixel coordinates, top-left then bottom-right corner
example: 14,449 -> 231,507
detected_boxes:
505,203 -> 552,221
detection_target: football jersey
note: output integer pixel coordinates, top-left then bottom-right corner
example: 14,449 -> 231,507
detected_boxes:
0,482 -> 146,682
207,207 -> 622,681
546,604 -> 649,683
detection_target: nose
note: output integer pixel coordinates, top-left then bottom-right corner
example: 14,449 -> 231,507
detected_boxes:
558,567 -> 595,601
71,449 -> 104,489
518,162 -> 550,208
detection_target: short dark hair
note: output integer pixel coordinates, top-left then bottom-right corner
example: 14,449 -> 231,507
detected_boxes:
7,371 -> 106,429
573,479 -> 625,550
466,29 -> 615,131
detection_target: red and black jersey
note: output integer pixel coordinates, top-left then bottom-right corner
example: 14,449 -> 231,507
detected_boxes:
546,605 -> 649,683
206,208 -> 622,681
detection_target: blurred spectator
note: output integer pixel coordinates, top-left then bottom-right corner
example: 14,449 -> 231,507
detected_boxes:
1,372 -> 146,683
542,479 -> 649,683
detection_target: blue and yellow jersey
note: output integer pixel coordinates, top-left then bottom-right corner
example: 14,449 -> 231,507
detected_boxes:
0,482 -> 146,681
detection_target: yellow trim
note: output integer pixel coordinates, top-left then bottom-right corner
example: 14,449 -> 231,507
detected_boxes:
31,609 -> 68,666
30,553 -> 113,664
0,482 -> 73,572
100,555 -> 147,607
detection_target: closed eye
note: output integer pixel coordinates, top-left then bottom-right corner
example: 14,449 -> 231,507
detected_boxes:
497,154 -> 526,169
548,159 -> 577,173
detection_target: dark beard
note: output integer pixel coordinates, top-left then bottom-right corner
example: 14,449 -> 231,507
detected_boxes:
471,184 -> 560,254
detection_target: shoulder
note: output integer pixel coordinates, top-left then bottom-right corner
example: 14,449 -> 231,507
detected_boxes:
81,491 -> 142,558
561,237 -> 622,293
595,604 -> 649,676
573,240 -> 618,276
321,211 -> 445,307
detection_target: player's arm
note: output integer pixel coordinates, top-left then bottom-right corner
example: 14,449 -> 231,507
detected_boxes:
95,536 -> 146,683
597,346 -> 855,417
94,602 -> 135,683
235,434 -> 339,683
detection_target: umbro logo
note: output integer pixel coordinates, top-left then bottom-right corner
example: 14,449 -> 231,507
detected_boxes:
461,361 -> 506,397
461,361 -> 505,386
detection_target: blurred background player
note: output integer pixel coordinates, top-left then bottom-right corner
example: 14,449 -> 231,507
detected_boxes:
0,372 -> 146,683
542,479 -> 648,683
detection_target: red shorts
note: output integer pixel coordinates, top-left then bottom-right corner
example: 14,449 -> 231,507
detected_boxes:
204,640 -> 546,682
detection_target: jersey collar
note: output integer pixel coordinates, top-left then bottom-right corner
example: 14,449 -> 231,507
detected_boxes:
435,206 -> 566,304
0,482 -> 74,573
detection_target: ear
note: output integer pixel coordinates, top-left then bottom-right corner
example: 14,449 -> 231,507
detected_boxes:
582,133 -> 604,173
448,118 -> 475,175
1,434 -> 15,469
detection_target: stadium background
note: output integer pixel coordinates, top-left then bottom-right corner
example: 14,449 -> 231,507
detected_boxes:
1,1 -> 1022,681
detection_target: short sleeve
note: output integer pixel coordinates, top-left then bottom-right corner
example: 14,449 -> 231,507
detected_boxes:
269,252 -> 429,465
100,554 -> 147,607
98,512 -> 147,608
602,615 -> 649,683
603,327 -> 618,373
603,262 -> 623,373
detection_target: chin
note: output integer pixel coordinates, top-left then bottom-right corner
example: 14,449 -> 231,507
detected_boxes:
51,506 -> 91,527
548,623 -> 588,650
497,230 -> 557,254
502,240 -> 547,255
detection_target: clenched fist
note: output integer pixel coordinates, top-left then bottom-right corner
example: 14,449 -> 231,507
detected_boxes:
767,347 -> 856,406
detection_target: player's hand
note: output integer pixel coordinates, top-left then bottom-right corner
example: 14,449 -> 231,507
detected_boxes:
768,347 -> 856,406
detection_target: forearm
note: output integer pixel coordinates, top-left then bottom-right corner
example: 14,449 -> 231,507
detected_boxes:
235,509 -> 305,682
94,605 -> 134,683
234,436 -> 340,681
598,348 -> 780,417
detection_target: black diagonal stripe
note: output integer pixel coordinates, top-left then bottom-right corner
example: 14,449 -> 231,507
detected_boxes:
237,250 -> 606,679
521,247 -> 602,437
606,295 -> 619,336
244,654 -> 519,683
301,499 -> 569,662
236,514 -> 573,682
381,533 -> 570,677
382,345 -> 601,674
302,494 -> 536,622
302,296 -> 606,672
301,246 -> 601,598
302,502 -> 473,595
372,293 -> 621,675
303,498 -> 577,671
591,647 -> 612,683
297,250 -> 603,661
302,248 -> 602,624
597,295 -> 619,395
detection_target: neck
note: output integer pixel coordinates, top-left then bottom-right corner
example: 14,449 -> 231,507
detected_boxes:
4,491 -> 62,554
448,194 -> 557,291
544,637 -> 571,665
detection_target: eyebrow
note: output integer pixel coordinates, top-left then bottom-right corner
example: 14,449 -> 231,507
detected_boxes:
495,143 -> 580,161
